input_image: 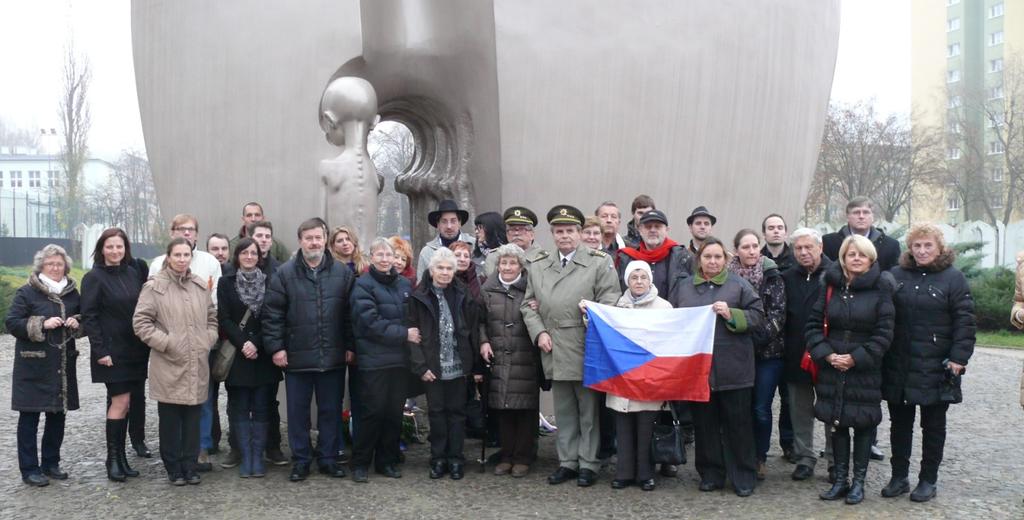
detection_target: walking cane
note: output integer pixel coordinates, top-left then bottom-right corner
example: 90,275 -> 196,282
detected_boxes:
477,360 -> 491,473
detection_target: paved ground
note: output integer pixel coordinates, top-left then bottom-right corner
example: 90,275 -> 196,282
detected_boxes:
1,335 -> 1022,519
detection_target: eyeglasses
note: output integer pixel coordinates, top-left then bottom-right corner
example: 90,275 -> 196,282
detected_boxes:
43,261 -> 65,269
174,226 -> 197,233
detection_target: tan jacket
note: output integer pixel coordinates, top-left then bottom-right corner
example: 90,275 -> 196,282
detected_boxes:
133,268 -> 218,405
522,244 -> 619,381
1012,253 -> 1024,408
605,288 -> 672,413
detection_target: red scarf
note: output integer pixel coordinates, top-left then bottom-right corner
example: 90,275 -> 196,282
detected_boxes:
619,238 -> 679,264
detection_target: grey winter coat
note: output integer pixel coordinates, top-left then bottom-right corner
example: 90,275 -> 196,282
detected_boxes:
479,273 -> 538,410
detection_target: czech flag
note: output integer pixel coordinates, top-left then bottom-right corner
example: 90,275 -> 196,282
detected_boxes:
583,302 -> 715,402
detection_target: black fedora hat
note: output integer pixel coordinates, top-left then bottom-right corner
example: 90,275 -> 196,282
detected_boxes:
428,199 -> 470,228
686,206 -> 717,226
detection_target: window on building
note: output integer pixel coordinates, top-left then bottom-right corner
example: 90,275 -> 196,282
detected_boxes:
948,69 -> 961,83
947,146 -> 962,160
991,58 -> 1004,73
948,121 -> 961,134
947,17 -> 961,32
47,170 -> 58,187
992,191 -> 1004,209
28,170 -> 40,188
949,95 -> 962,108
992,167 -> 1004,182
989,112 -> 1005,127
948,43 -> 961,57
990,31 -> 1004,46
948,195 -> 961,211
10,170 -> 22,188
990,85 -> 1004,99
990,140 -> 1005,154
990,2 -> 1004,18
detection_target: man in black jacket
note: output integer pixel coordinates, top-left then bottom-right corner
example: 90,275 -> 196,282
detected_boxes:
822,197 -> 900,272
263,218 -> 355,482
761,214 -> 796,272
781,228 -> 832,481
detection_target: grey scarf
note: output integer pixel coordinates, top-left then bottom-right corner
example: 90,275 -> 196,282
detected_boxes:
236,268 -> 266,317
433,285 -> 462,380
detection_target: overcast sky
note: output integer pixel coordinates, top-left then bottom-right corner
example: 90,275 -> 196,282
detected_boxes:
0,0 -> 910,161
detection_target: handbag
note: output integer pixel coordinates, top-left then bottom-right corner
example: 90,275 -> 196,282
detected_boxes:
650,403 -> 686,466
211,308 -> 251,382
800,285 -> 833,384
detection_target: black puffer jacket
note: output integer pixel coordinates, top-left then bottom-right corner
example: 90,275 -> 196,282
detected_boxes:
806,262 -> 895,429
5,274 -> 81,413
218,274 -> 281,387
407,274 -> 478,379
350,266 -> 413,372
81,259 -> 150,383
480,273 -> 538,410
262,254 -> 354,372
781,256 -> 832,384
884,250 -> 975,406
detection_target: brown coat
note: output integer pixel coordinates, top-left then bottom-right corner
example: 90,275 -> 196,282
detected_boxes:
133,268 -> 218,405
1013,253 -> 1024,408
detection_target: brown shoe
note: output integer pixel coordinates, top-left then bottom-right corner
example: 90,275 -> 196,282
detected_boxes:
756,461 -> 767,481
494,462 -> 513,476
511,464 -> 530,478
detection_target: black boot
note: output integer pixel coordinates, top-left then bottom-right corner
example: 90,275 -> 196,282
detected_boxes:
116,418 -> 140,477
106,419 -> 127,482
846,431 -> 872,505
820,432 -> 849,501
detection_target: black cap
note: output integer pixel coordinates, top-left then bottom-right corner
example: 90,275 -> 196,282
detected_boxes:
546,205 -> 585,226
638,209 -> 669,226
686,206 -> 717,226
428,199 -> 470,228
503,206 -> 538,227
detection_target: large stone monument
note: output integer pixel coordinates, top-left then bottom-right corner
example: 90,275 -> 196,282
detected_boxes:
132,0 -> 841,249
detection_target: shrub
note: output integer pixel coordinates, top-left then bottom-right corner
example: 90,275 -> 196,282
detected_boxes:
0,278 -> 16,334
970,266 -> 1015,331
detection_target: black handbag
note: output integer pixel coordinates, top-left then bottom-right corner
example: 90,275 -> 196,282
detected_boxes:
651,403 -> 686,466
211,308 -> 250,382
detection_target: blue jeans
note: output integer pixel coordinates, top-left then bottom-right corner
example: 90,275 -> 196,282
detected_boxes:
752,358 -> 784,462
199,380 -> 220,451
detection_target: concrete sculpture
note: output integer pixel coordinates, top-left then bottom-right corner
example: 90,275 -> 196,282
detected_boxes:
132,0 -> 841,250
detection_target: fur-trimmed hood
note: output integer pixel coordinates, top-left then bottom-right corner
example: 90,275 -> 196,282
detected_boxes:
898,248 -> 956,272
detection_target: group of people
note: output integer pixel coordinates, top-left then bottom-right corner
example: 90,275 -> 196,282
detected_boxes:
6,194 -> 978,506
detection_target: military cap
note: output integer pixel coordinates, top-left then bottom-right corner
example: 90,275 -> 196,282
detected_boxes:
547,205 -> 585,226
503,206 -> 538,226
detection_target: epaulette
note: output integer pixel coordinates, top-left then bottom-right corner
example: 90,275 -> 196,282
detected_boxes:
589,249 -> 608,258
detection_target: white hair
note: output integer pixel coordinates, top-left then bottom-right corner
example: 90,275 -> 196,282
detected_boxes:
33,244 -> 73,275
428,247 -> 457,271
789,227 -> 822,246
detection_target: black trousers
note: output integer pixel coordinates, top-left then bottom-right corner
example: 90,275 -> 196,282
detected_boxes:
888,401 -> 949,483
157,402 -> 201,477
425,376 -> 467,464
497,409 -> 538,465
613,410 -> 658,481
597,393 -> 616,457
352,367 -> 408,470
691,388 -> 757,490
284,369 -> 343,466
17,412 -> 65,477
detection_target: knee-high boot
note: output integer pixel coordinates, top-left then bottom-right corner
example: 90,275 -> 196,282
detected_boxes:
234,419 -> 253,478
846,430 -> 872,505
820,430 -> 850,500
116,418 -> 139,477
106,419 -> 127,482
251,421 -> 268,478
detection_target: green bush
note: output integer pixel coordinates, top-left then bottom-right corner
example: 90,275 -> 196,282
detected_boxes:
970,266 -> 1015,331
0,278 -> 16,334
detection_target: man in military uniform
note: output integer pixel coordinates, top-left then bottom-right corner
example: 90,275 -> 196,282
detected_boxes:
483,206 -> 546,276
521,205 -> 619,487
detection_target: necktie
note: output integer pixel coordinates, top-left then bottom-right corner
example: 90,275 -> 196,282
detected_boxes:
562,258 -> 568,268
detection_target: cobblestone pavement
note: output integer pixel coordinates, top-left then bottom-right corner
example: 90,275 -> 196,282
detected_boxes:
1,335 -> 1022,519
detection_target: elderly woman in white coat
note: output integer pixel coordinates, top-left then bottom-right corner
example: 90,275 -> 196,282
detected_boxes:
607,261 -> 671,491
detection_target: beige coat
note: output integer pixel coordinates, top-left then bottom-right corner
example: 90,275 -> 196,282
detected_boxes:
133,268 -> 218,405
604,288 -> 672,413
522,244 -> 619,381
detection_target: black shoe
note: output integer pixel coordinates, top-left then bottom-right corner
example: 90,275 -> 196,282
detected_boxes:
265,447 -> 289,466
289,464 -> 310,482
699,480 -> 724,492
319,462 -> 347,478
659,464 -> 678,477
41,465 -> 68,480
114,419 -> 139,478
827,465 -> 836,484
577,468 -> 597,487
610,478 -> 634,489
168,473 -> 186,486
910,480 -> 937,502
881,476 -> 910,498
377,465 -> 401,478
429,461 -> 448,479
450,463 -> 464,480
870,444 -> 885,461
735,486 -> 754,497
352,466 -> 369,483
547,466 -> 578,485
845,480 -> 865,504
782,446 -> 797,464
220,449 -> 242,469
791,465 -> 814,481
640,478 -> 656,491
185,471 -> 202,485
22,473 -> 49,487
337,450 -> 350,465
133,442 -> 153,458
820,480 -> 850,500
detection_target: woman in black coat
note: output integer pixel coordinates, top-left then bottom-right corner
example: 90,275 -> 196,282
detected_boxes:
5,244 -> 81,487
348,238 -> 415,483
881,224 -> 975,502
81,228 -> 150,482
217,238 -> 281,478
805,235 -> 895,505
407,247 -> 478,481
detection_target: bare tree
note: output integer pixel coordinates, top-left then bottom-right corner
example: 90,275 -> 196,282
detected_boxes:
56,43 -> 91,237
0,118 -> 38,150
82,150 -> 163,244
369,121 -> 415,237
